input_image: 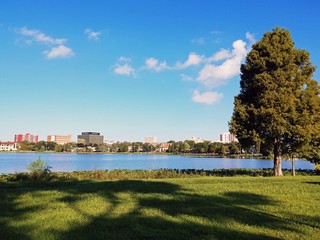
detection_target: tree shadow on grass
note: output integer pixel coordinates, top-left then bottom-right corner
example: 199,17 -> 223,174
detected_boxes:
304,181 -> 320,185
0,180 -> 310,240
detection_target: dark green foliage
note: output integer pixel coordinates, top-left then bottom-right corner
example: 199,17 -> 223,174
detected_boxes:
1,168 -> 317,182
230,27 -> 320,176
117,142 -> 130,152
142,142 -> 156,152
18,141 -> 75,152
131,142 -> 142,152
166,140 -> 236,155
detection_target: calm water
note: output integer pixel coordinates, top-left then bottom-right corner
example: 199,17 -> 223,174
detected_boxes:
0,152 -> 315,174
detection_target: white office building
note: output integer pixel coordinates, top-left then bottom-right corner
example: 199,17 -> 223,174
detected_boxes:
144,136 -> 158,144
0,142 -> 18,151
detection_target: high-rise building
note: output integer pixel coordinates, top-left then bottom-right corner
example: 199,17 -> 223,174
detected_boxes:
219,132 -> 238,143
144,136 -> 158,144
47,135 -> 72,145
77,132 -> 104,145
14,133 -> 39,143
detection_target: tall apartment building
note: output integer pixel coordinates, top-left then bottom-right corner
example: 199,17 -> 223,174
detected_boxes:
144,136 -> 158,144
219,132 -> 238,143
47,135 -> 72,145
77,132 -> 104,145
14,133 -> 39,143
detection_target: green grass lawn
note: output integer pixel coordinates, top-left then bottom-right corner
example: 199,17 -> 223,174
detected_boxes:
0,176 -> 319,240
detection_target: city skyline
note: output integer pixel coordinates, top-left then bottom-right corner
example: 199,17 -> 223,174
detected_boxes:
7,132 -> 229,143
7,131 -> 234,144
1,1 -> 319,142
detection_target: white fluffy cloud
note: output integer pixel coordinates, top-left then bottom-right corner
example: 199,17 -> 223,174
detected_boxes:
85,29 -> 101,41
118,56 -> 131,62
112,33 -> 253,105
44,45 -> 74,59
192,90 -> 223,105
176,52 -> 204,69
180,74 -> 193,81
114,63 -> 135,76
207,49 -> 232,62
20,27 -> 67,45
197,39 -> 247,88
18,27 -> 74,59
145,57 -> 168,72
246,32 -> 256,45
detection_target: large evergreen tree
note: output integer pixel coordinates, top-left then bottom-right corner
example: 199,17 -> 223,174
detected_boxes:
230,27 -> 320,176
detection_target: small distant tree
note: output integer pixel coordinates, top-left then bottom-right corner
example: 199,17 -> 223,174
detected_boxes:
18,140 -> 31,151
95,144 -> 107,152
179,142 -> 190,153
208,142 -> 218,154
46,141 -> 56,151
167,141 -> 178,153
27,143 -> 35,151
194,142 -> 209,153
54,144 -> 64,152
131,142 -> 142,152
219,145 -> 229,155
228,142 -> 240,155
142,143 -> 155,152
185,140 -> 195,150
27,157 -> 51,179
118,142 -> 129,152
109,143 -> 119,152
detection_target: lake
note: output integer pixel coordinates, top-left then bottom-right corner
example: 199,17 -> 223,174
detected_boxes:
0,153 -> 315,174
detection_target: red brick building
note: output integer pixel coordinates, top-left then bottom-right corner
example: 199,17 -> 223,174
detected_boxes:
14,133 -> 39,143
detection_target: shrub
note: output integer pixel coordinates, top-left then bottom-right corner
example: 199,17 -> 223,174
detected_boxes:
0,168 -> 317,182
26,157 -> 51,180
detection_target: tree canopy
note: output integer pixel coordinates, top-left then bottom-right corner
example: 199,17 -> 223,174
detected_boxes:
230,27 -> 320,176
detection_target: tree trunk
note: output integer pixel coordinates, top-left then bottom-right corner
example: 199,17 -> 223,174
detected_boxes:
274,155 -> 283,176
273,138 -> 283,176
291,157 -> 295,176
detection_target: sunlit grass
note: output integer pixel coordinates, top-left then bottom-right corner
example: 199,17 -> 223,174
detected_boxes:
0,176 -> 319,239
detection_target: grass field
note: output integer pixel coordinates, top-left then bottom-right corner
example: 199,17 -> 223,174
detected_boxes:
0,176 -> 319,240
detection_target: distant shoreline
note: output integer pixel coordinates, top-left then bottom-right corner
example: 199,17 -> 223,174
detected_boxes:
0,150 -> 266,159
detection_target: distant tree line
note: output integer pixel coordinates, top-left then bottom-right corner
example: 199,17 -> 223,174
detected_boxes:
166,140 -> 240,155
91,140 -> 241,155
17,140 -> 242,156
18,141 -> 76,152
94,142 -> 157,153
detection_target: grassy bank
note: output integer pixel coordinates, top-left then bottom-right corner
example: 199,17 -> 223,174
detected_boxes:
1,168 -> 318,182
0,175 -> 319,240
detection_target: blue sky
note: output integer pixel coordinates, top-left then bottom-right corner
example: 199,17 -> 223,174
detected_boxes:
1,0 -> 320,142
